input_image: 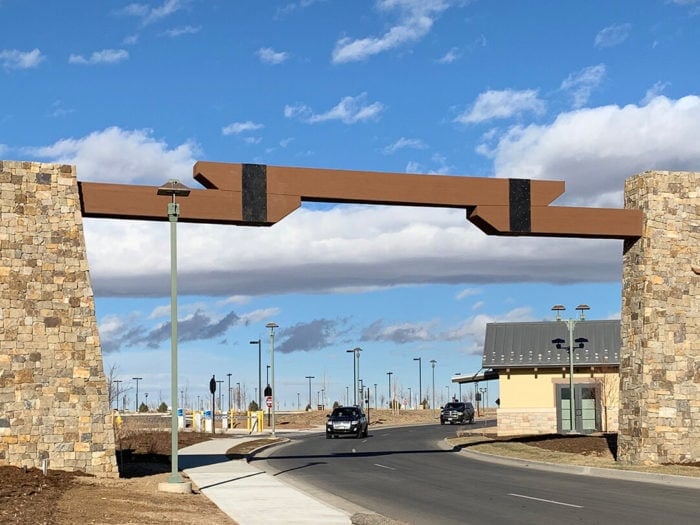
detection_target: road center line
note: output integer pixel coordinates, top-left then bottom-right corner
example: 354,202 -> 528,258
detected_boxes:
508,493 -> 583,508
374,463 -> 396,471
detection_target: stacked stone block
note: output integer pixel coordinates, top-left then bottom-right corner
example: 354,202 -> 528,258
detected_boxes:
0,161 -> 117,476
619,171 -> 699,464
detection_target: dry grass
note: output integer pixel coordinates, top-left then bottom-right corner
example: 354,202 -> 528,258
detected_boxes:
448,435 -> 700,478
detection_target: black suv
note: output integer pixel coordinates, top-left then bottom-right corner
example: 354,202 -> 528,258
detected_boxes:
326,405 -> 368,438
440,402 -> 475,425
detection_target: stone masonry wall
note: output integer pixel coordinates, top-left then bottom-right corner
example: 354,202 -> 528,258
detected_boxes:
496,408 -> 557,436
0,161 -> 117,476
619,171 -> 699,464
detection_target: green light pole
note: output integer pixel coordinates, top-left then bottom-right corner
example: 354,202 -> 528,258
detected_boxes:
157,179 -> 190,487
266,322 -> 279,437
552,304 -> 590,433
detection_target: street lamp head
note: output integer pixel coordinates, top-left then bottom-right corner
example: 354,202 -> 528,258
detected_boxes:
266,322 -> 279,332
249,339 -> 261,345
157,179 -> 191,199
551,304 -> 566,321
413,357 -> 421,362
430,359 -> 437,367
576,304 -> 590,320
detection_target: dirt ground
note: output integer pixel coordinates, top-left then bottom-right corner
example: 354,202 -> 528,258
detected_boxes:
1,409 -> 695,524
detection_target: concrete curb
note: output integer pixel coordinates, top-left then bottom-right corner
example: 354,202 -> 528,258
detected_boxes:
443,439 -> 700,490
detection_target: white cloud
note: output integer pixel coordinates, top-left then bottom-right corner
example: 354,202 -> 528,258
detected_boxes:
455,89 -> 546,124
222,121 -> 264,135
560,64 -> 606,108
594,23 -> 632,48
162,25 -> 201,37
437,46 -> 460,63
119,0 -> 187,26
332,0 -> 451,63
641,81 -> 669,104
285,93 -> 384,124
27,126 -> 199,185
456,288 -> 481,300
486,95 -> 700,207
69,49 -> 129,65
257,47 -> 290,64
443,307 -> 534,347
0,48 -> 45,69
383,137 -> 427,154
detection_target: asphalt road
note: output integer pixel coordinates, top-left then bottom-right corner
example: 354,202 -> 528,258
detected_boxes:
257,424 -> 699,525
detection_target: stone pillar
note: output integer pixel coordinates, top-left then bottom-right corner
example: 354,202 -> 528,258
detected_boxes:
0,161 -> 117,476
619,171 -> 699,464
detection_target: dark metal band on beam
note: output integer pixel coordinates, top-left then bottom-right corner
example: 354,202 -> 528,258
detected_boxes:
242,164 -> 267,224
509,179 -> 531,233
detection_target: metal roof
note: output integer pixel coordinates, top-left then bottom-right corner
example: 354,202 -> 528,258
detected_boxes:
482,319 -> 620,369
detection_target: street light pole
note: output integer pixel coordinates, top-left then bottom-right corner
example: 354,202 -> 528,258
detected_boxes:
227,373 -> 232,415
113,380 -> 122,410
346,347 -> 362,405
250,339 -> 262,408
552,304 -> 590,433
374,383 -> 377,410
386,371 -> 393,410
266,322 -> 279,438
305,376 -> 314,410
216,380 -> 223,412
429,360 -> 437,411
413,357 -> 422,408
157,178 -> 190,488
132,377 -> 142,412
346,349 -> 356,404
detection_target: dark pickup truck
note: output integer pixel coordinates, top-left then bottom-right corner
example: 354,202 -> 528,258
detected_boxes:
440,402 -> 475,424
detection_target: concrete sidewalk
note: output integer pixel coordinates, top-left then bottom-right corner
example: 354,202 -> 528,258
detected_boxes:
181,431 -> 352,525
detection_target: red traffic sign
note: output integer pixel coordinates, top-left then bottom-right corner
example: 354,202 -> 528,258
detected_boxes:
265,396 -> 273,408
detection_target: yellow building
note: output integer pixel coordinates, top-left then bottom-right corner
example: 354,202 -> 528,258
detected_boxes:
474,320 -> 620,436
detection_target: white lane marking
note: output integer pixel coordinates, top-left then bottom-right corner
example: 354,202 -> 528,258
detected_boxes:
374,463 -> 396,471
508,493 -> 583,508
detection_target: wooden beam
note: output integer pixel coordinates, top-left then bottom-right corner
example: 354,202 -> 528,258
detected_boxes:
77,161 -> 643,240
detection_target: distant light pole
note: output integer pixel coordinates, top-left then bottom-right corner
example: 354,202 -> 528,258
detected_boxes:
266,322 -> 279,437
250,339 -> 262,407
157,177 -> 190,487
552,303 -> 590,433
113,380 -> 122,410
297,392 -> 300,410
305,376 -> 314,410
408,387 -> 412,409
456,373 -> 462,401
445,385 -> 450,403
413,357 -> 422,408
387,371 -> 393,410
346,347 -> 362,405
132,377 -> 142,412
236,382 -> 241,412
227,373 -> 232,414
216,380 -> 223,411
429,359 -> 437,411
373,383 -> 377,410
144,392 -> 148,410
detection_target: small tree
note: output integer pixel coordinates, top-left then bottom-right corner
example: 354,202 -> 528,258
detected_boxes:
248,400 -> 260,412
332,401 -> 340,409
138,402 -> 148,413
157,402 -> 168,413
305,403 -> 312,411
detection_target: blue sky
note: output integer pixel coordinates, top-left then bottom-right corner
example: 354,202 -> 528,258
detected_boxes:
3,0 -> 700,411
